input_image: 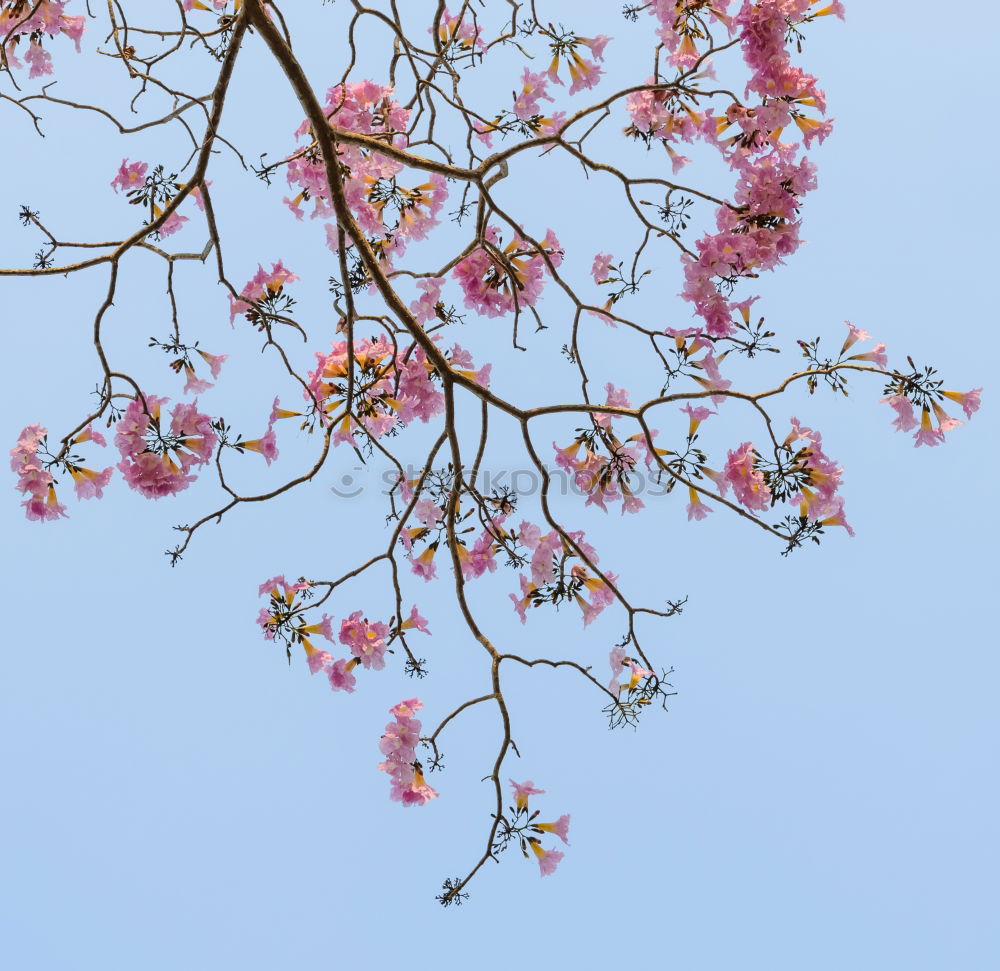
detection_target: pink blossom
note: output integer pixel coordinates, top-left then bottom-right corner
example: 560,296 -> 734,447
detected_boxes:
530,841 -> 564,877
305,645 -> 333,674
111,159 -> 148,194
401,604 -> 430,634
686,487 -> 712,521
72,424 -> 107,448
509,779 -> 545,810
327,658 -> 358,693
452,226 -> 561,318
241,428 -> 279,465
407,546 -> 438,582
22,487 -> 68,522
723,442 -> 771,511
257,574 -> 310,599
513,67 -> 554,121
69,464 -> 113,500
882,394 -> 919,433
339,610 -> 389,670
114,393 -> 215,499
182,366 -> 212,396
196,348 -> 227,379
942,388 -> 983,419
157,211 -> 189,239
535,814 -> 571,844
591,252 -> 614,284
681,403 -> 715,437
848,342 -> 888,369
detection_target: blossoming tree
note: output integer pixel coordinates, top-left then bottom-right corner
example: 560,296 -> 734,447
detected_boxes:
3,0 -> 981,905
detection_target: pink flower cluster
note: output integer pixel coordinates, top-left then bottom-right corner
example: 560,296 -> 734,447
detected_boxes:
513,67 -> 555,121
510,524 -> 616,626
882,390 -> 982,448
307,334 -> 489,447
553,387 -> 646,515
736,0 -> 840,146
114,395 -> 217,498
282,80 -> 446,259
547,35 -> 610,95
378,699 -> 439,807
607,645 -> 654,695
229,261 -> 299,324
109,160 -> 201,239
11,425 -> 66,521
434,7 -> 486,52
646,0 -> 734,69
681,146 -> 818,337
0,0 -> 84,78
509,780 -> 569,877
784,418 -> 853,535
453,225 -> 562,318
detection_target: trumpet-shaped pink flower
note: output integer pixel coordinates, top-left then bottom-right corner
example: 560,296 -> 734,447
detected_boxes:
111,159 -> 148,194
241,428 -> 279,465
509,779 -> 545,810
530,841 -> 565,877
69,464 -> 113,500
327,657 -> 358,693
941,388 -> 983,419
535,814 -> 571,845
882,394 -> 919,433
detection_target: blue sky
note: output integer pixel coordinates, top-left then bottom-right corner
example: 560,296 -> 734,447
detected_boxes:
1,3 -> 997,969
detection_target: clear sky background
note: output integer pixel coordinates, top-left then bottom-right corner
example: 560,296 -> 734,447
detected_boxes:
2,3 -> 997,969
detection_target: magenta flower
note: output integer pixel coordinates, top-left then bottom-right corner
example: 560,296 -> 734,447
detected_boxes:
401,604 -> 430,634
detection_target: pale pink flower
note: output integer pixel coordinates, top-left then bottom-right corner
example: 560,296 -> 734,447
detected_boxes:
196,349 -> 227,379
304,645 -> 333,674
941,388 -> 983,419
401,604 -> 430,634
509,779 -> 545,810
72,424 -> 107,448
535,814 -> 571,845
686,486 -> 712,521
591,252 -> 614,283
882,394 -> 919,433
111,159 -> 147,194
241,428 -> 279,465
69,464 -> 113,500
408,546 -> 438,582
327,658 -> 358,693
530,841 -> 564,877
913,408 -> 944,448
